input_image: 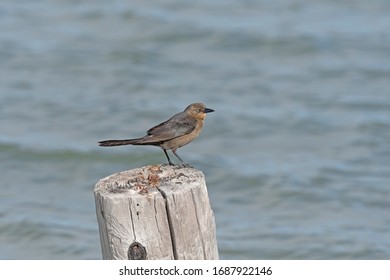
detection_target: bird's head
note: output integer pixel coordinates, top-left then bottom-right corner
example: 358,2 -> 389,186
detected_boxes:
185,103 -> 214,120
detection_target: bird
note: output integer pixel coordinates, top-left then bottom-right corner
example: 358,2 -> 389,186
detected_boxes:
98,103 -> 214,166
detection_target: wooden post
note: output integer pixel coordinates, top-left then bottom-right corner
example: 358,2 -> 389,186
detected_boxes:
94,165 -> 219,260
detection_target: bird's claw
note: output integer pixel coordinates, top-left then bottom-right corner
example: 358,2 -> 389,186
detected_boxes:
179,163 -> 192,168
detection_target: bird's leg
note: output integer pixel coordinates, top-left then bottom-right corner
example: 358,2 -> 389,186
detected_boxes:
163,149 -> 175,166
172,149 -> 190,167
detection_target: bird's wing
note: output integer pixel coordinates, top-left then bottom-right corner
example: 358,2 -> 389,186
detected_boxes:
144,113 -> 197,142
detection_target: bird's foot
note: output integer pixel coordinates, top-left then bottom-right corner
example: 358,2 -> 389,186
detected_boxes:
179,162 -> 192,168
162,162 -> 192,168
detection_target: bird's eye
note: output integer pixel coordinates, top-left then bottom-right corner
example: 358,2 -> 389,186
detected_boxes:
196,109 -> 201,113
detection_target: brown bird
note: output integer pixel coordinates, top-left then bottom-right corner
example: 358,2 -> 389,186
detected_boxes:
98,103 -> 214,166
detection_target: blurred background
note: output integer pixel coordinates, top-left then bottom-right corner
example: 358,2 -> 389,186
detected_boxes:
1,0 -> 390,259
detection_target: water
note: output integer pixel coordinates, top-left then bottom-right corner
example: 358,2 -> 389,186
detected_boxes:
1,0 -> 390,259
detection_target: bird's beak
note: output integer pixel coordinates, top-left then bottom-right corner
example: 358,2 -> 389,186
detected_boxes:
204,108 -> 215,113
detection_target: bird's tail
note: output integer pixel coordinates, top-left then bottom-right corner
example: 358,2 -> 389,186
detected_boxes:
98,138 -> 143,147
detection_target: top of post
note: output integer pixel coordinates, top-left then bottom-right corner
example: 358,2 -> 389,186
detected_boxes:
94,165 -> 206,197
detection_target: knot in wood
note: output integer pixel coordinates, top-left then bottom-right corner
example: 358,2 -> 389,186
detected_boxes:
128,242 -> 147,260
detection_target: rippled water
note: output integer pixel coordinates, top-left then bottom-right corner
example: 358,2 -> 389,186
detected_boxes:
1,0 -> 390,259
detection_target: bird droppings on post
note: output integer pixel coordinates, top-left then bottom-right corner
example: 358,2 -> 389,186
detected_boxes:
102,165 -> 161,195
128,242 -> 147,260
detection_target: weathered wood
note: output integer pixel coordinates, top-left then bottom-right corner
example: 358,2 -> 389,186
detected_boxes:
94,165 -> 218,260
